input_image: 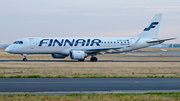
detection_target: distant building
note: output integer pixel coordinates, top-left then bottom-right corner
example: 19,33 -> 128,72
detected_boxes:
0,44 -> 10,49
162,44 -> 170,48
150,44 -> 162,48
173,44 -> 180,48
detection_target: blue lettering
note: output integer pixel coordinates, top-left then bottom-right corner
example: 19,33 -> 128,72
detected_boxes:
90,39 -> 101,46
86,39 -> 91,46
39,39 -> 49,46
48,39 -> 53,46
64,39 -> 75,46
39,39 -> 102,47
53,39 -> 64,46
144,22 -> 159,31
74,39 -> 86,46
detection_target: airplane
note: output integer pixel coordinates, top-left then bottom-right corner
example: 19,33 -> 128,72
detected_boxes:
5,13 -> 175,62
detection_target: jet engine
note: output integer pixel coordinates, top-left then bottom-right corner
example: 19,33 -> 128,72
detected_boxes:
51,54 -> 68,59
69,50 -> 87,60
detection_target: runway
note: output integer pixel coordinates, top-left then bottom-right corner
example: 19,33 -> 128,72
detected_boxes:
0,60 -> 180,62
0,78 -> 180,94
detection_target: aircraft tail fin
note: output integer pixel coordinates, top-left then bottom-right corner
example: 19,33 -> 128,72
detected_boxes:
135,14 -> 162,39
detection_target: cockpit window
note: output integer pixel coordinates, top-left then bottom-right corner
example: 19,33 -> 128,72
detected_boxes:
13,41 -> 23,44
19,41 -> 23,44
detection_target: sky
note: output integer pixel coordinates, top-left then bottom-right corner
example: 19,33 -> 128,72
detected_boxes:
0,0 -> 180,44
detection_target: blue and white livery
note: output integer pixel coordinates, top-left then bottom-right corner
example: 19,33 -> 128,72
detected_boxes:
5,14 -> 175,62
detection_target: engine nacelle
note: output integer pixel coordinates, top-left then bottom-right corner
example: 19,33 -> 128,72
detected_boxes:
69,50 -> 87,60
51,54 -> 67,59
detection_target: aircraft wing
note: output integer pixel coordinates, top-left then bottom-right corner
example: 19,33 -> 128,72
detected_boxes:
147,38 -> 176,44
85,46 -> 126,53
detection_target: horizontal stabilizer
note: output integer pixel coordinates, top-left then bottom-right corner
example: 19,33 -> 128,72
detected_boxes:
147,38 -> 176,44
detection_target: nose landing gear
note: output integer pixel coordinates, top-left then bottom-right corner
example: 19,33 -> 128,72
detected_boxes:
23,58 -> 27,61
22,54 -> 27,61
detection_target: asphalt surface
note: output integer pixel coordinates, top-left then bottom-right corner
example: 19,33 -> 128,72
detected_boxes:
0,60 -> 180,62
134,51 -> 180,56
0,78 -> 180,93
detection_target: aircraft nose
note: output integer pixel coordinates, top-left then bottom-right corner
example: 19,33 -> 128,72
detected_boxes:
5,46 -> 12,53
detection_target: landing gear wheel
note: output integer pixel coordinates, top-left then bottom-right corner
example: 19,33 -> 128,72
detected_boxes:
78,59 -> 85,61
23,58 -> 27,61
90,57 -> 98,62
22,54 -> 27,61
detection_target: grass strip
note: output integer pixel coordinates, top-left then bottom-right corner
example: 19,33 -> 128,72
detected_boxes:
0,74 -> 180,78
0,92 -> 180,101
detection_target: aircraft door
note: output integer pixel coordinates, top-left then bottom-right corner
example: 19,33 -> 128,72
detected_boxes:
29,38 -> 35,49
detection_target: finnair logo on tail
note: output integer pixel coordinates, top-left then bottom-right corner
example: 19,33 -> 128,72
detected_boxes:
143,22 -> 159,31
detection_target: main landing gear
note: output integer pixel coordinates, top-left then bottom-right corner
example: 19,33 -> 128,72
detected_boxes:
78,57 -> 97,62
90,57 -> 98,62
22,54 -> 27,61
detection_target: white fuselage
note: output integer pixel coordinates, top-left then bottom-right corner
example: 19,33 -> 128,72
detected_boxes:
5,37 -> 154,55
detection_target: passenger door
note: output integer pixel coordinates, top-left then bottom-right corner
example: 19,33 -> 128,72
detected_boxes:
29,38 -> 35,49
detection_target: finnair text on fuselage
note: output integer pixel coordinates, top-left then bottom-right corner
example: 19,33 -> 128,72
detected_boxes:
39,39 -> 130,47
39,39 -> 101,47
